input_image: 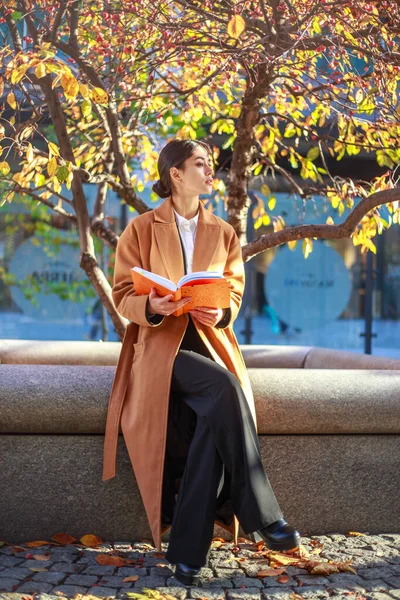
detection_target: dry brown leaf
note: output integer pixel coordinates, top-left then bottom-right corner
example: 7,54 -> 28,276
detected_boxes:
256,567 -> 286,577
80,534 -> 103,547
211,540 -> 223,548
96,554 -> 128,567
26,540 -> 50,547
336,562 -> 357,575
32,554 -> 51,560
290,593 -> 304,599
212,537 -> 226,542
255,540 -> 265,550
51,533 -> 77,545
348,531 -> 366,536
29,567 -> 49,572
123,575 -> 140,582
310,563 -> 340,575
277,575 -> 289,583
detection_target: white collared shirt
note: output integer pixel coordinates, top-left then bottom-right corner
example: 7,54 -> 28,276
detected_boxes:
173,208 -> 199,274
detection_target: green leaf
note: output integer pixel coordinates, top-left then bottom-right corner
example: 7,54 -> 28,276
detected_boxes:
57,165 -> 69,183
12,10 -> 22,21
307,147 -> 320,161
81,99 -> 92,118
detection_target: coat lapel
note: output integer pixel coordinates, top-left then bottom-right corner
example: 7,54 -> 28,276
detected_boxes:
153,196 -> 221,281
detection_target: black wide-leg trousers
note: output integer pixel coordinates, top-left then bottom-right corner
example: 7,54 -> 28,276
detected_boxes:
164,349 -> 284,567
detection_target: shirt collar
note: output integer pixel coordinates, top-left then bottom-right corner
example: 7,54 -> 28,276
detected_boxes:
173,208 -> 199,232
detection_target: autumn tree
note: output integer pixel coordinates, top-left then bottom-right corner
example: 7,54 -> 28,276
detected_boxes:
0,0 -> 399,339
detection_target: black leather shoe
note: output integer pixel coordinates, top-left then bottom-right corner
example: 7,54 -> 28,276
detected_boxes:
174,562 -> 202,586
257,519 -> 301,551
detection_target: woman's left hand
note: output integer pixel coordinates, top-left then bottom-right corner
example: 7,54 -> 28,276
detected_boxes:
189,307 -> 224,327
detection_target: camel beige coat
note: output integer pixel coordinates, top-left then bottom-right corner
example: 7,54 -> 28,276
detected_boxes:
102,196 -> 258,552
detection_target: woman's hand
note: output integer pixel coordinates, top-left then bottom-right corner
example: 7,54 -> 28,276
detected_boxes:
148,287 -> 192,316
190,307 -> 224,327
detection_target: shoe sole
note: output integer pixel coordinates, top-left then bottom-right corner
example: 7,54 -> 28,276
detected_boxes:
263,534 -> 301,552
174,570 -> 200,586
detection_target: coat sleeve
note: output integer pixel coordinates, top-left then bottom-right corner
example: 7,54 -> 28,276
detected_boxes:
112,221 -> 165,328
215,228 -> 245,329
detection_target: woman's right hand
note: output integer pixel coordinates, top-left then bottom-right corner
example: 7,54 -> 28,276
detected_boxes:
148,287 -> 192,316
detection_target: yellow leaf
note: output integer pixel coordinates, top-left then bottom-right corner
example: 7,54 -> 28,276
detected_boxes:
7,92 -> 17,110
26,143 -> 34,162
92,86 -> 108,104
348,531 -> 366,536
47,156 -> 57,176
288,240 -> 297,250
35,62 -> 47,79
326,216 -> 334,225
227,14 -> 246,39
0,76 -> 4,96
48,142 -> 60,157
261,184 -> 271,196
79,83 -> 89,98
268,195 -> 276,211
0,161 -> 10,176
302,238 -> 313,259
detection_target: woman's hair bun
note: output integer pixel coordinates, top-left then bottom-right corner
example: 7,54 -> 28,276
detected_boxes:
152,180 -> 171,199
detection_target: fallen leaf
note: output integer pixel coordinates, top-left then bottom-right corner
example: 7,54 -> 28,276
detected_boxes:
29,567 -> 49,572
256,567 -> 286,577
310,548 -> 323,555
277,575 -> 289,583
255,540 -> 265,550
310,563 -> 340,575
268,552 -> 301,565
211,541 -> 223,548
290,593 -> 304,599
96,554 -> 128,567
336,562 -> 357,575
32,554 -> 51,560
80,534 -> 103,547
348,531 -> 366,536
122,575 -> 140,582
26,540 -> 50,547
51,533 -> 77,545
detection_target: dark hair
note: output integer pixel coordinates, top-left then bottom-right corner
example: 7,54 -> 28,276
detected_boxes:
152,139 -> 213,199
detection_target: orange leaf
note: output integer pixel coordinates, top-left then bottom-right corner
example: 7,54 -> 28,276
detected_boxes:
268,552 -> 301,565
336,562 -> 357,575
277,575 -> 289,583
80,534 -> 103,547
256,567 -> 286,577
348,531 -> 366,536
122,575 -> 140,582
26,540 -> 50,547
51,533 -> 77,545
96,554 -> 128,566
32,554 -> 50,561
255,540 -> 265,550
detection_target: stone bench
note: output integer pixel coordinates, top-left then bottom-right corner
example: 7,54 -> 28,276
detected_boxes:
1,347 -> 400,544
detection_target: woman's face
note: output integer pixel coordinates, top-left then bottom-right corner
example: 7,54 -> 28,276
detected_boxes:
170,145 -> 214,196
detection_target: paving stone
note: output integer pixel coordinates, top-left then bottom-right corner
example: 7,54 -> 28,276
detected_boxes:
0,578 -> 20,592
49,562 -> 86,573
117,567 -> 147,577
201,577 -> 233,589
292,585 -> 329,598
83,565 -> 116,576
284,567 -> 309,576
227,589 -> 262,599
0,568 -> 32,580
262,577 -> 297,588
98,575 -> 135,588
364,594 -> 395,600
149,565 -> 174,577
361,580 -> 393,592
358,568 -> 398,580
261,588 -> 295,599
86,586 -> 117,597
190,589 -> 226,599
214,568 -> 246,579
232,576 -> 264,589
19,559 -> 54,570
63,573 -> 99,586
153,587 -> 188,599
51,584 -> 88,595
143,555 -> 170,567
131,575 -> 167,588
383,576 -> 400,588
0,558 -> 24,569
294,575 -> 331,586
387,591 -> 400,598
31,571 -> 67,585
14,581 -> 53,594
210,558 -> 243,569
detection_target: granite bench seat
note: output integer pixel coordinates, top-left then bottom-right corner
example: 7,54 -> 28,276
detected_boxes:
1,359 -> 399,544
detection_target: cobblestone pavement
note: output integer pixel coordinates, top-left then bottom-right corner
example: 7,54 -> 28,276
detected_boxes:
0,533 -> 400,600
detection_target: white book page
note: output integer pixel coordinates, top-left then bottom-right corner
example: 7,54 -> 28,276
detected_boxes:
131,267 -> 177,291
177,271 -> 224,288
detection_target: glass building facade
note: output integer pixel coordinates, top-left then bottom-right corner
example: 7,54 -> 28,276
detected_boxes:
1,181 -> 399,357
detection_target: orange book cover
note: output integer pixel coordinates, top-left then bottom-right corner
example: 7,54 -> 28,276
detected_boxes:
131,267 -> 230,317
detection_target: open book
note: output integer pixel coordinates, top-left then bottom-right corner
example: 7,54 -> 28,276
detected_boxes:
131,267 -> 231,317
